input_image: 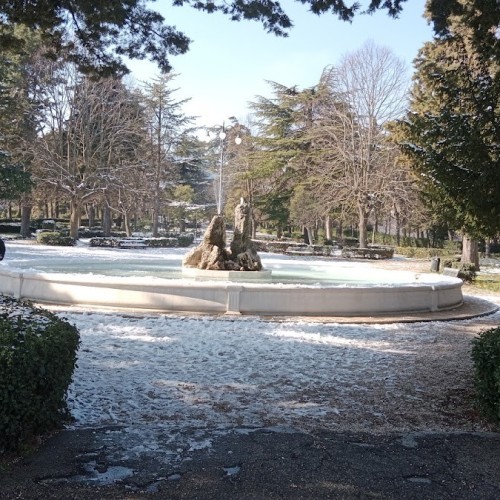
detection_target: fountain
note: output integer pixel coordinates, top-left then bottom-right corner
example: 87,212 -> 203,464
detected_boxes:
0,201 -> 469,319
182,198 -> 271,280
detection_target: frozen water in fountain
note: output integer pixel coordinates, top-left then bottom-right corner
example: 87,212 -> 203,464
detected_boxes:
0,239 -> 465,317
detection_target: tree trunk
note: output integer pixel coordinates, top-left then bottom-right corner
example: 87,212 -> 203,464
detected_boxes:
102,204 -> 112,236
124,211 -> 132,237
484,240 -> 491,258
358,204 -> 369,249
337,220 -> 343,239
395,212 -> 401,246
461,234 -> 480,270
88,204 -> 95,228
251,215 -> 256,239
20,204 -> 32,238
179,212 -> 186,233
325,215 -> 332,241
152,198 -> 160,237
69,198 -> 81,239
306,227 -> 314,246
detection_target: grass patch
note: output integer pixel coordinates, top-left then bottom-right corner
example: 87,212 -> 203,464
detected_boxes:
472,273 -> 500,293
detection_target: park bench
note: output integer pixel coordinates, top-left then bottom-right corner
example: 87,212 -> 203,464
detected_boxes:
442,267 -> 460,277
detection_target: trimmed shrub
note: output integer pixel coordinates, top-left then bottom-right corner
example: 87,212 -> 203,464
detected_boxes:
89,237 -> 121,248
396,247 -> 451,259
90,235 -> 193,248
457,263 -> 477,283
36,231 -> 75,246
341,246 -> 394,260
177,234 -> 195,247
471,327 -> 500,422
442,256 -> 462,268
440,260 -> 477,283
146,237 -> 178,248
0,223 -> 21,234
0,296 -> 80,452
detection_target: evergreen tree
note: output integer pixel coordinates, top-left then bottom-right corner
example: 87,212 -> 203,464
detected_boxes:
397,1 -> 499,265
249,81 -> 319,237
141,75 -> 195,236
0,27 -> 49,235
0,152 -> 31,202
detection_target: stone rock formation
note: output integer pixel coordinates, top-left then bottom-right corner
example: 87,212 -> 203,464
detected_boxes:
182,215 -> 229,270
182,198 -> 262,272
230,198 -> 262,271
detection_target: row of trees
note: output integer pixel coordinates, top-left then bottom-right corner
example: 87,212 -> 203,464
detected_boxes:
0,30 -> 212,238
233,42 -> 419,249
1,0 -> 498,266
2,30 -> 425,248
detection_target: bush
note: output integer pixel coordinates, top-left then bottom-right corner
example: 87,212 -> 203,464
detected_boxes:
471,327 -> 500,422
36,231 -> 75,246
341,246 -> 394,260
177,234 -> 195,247
457,263 -> 477,283
396,246 -> 450,259
442,256 -> 462,268
0,296 -> 80,452
89,237 -> 121,248
146,237 -> 178,248
0,223 -> 21,234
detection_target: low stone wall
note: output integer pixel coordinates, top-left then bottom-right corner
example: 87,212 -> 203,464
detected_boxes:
252,240 -> 394,259
341,246 -> 394,260
252,240 -> 339,256
0,267 -> 464,317
89,235 -> 194,248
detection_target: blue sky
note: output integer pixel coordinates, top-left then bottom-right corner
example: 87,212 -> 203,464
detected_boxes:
128,0 -> 434,128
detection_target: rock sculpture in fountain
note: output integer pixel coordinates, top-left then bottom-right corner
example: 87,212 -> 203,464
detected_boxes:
183,198 -> 263,271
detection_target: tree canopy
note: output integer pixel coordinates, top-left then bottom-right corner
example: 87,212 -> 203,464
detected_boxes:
396,0 -> 500,240
0,0 -> 411,76
2,1 -> 499,76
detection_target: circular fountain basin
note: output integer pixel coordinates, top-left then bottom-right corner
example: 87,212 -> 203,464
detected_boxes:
0,241 -> 464,318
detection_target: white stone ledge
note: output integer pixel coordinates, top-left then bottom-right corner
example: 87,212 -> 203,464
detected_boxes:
0,268 -> 463,317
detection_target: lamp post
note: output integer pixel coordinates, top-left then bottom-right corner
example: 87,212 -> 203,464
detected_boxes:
216,124 -> 242,216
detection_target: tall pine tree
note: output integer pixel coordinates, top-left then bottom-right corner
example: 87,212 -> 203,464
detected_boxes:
397,1 -> 499,266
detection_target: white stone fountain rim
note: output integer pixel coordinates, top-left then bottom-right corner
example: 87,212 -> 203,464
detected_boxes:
0,265 -> 465,318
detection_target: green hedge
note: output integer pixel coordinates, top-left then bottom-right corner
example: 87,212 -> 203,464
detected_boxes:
341,246 -> 394,260
89,237 -> 121,248
395,246 -> 452,259
36,231 -> 75,246
471,327 -> 500,423
177,234 -> 195,247
0,296 -> 80,453
90,234 -> 195,248
146,237 -> 179,248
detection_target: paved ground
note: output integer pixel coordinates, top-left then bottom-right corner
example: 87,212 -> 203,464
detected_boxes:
2,426 -> 500,499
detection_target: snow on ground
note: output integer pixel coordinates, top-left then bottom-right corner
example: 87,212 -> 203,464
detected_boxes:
62,308 -> 500,436
2,240 -> 500,462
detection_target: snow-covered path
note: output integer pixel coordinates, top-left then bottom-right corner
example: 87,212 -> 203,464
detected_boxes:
63,304 -> 500,450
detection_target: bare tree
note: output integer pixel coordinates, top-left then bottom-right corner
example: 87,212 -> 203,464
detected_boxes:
37,69 -> 146,238
308,43 -> 409,248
